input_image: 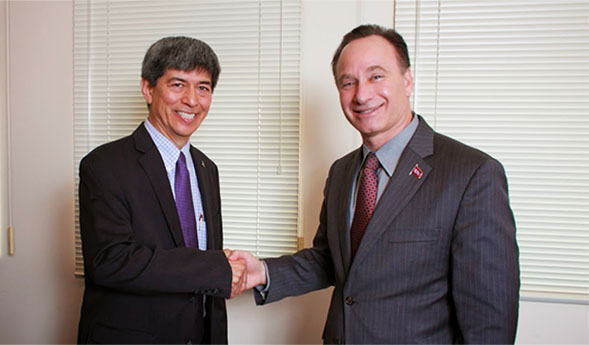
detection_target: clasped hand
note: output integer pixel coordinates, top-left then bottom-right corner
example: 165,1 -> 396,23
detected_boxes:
223,249 -> 267,298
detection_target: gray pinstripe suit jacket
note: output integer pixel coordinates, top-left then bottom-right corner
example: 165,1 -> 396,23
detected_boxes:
257,115 -> 520,344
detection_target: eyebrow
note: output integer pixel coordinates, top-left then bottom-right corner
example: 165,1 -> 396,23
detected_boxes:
367,65 -> 386,73
337,74 -> 354,85
337,65 -> 387,85
167,76 -> 212,85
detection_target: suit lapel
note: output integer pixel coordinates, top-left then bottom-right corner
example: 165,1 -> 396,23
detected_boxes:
190,147 -> 218,250
133,124 -> 185,247
338,149 -> 363,277
350,117 -> 435,269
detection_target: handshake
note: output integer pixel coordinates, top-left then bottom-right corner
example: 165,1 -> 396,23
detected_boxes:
223,249 -> 267,298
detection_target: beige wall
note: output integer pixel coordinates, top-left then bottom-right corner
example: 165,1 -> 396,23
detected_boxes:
0,1 -> 587,344
0,0 -> 83,343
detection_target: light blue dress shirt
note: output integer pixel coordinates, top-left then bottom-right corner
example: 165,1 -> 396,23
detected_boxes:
144,119 -> 207,250
348,114 -> 419,228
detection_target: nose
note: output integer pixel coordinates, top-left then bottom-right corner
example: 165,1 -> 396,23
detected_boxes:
353,81 -> 372,104
182,87 -> 198,107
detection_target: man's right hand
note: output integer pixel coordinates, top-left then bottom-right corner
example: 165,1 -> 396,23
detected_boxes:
225,249 -> 267,290
224,250 -> 247,298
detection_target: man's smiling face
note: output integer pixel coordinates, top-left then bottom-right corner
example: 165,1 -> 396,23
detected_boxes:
335,35 -> 414,151
141,68 -> 213,148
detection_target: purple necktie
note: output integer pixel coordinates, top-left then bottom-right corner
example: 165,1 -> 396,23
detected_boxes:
175,152 -> 198,248
350,152 -> 379,258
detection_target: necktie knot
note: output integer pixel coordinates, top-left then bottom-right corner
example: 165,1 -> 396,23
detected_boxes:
364,152 -> 379,171
178,151 -> 187,165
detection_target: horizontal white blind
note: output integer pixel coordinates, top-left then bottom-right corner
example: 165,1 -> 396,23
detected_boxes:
73,0 -> 301,276
395,0 -> 589,301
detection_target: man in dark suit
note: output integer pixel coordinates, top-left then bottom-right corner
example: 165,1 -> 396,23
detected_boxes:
229,24 -> 520,344
77,36 -> 246,344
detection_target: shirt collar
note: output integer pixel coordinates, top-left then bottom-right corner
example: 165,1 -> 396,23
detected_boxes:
361,114 -> 419,177
144,118 -> 191,173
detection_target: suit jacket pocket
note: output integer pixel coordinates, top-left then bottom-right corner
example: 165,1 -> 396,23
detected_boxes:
386,227 -> 440,242
89,322 -> 156,344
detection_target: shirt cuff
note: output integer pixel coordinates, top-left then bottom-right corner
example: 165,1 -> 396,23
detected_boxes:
254,260 -> 270,300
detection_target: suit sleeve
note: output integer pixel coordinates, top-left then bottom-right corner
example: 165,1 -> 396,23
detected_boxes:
451,158 -> 520,343
79,154 -> 232,297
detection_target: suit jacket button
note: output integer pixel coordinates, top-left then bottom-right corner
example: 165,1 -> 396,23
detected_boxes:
345,296 -> 355,305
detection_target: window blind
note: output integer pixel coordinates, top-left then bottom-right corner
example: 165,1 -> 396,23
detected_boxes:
73,0 -> 301,276
394,0 -> 589,301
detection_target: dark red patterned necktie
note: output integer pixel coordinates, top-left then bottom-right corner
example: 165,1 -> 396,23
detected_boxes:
350,152 -> 379,258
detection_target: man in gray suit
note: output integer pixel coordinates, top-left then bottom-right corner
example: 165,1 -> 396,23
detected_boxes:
229,24 -> 520,344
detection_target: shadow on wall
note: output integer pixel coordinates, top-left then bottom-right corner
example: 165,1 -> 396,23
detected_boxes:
49,182 -> 85,342
227,288 -> 333,344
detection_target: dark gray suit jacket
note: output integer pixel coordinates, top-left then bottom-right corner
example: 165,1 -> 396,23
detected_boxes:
258,116 -> 520,344
77,123 -> 231,344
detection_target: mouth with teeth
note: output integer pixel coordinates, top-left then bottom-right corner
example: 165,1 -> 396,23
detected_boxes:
354,103 -> 383,115
177,111 -> 196,121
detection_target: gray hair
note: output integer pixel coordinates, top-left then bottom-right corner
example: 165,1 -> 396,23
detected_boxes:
141,36 -> 220,90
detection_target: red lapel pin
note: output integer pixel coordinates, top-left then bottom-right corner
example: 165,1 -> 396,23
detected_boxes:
409,164 -> 423,179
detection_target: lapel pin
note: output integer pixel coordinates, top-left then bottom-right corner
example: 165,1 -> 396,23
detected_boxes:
410,164 -> 423,179
201,161 -> 206,168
